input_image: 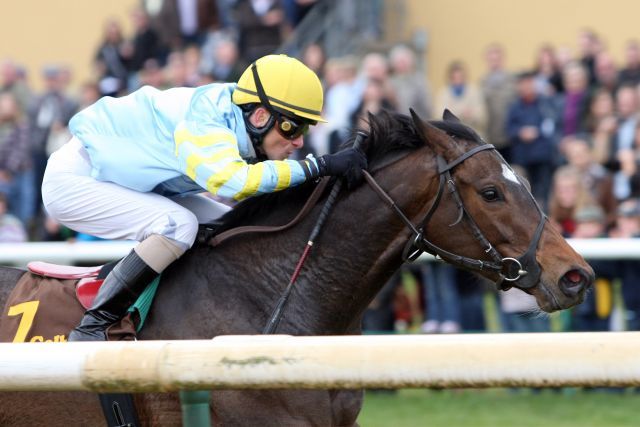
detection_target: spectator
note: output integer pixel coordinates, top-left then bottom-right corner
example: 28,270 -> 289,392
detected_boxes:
420,262 -> 461,334
562,135 -> 617,227
233,0 -> 285,63
499,287 -> 549,333
436,60 -> 487,137
165,51 -> 191,88
609,199 -> 640,330
282,0 -> 318,28
609,85 -> 640,200
209,38 -> 245,83
571,204 -> 613,332
0,59 -> 32,114
362,274 -> 398,334
123,7 -> 163,91
556,61 -> 591,137
594,51 -> 619,94
0,193 -> 27,242
359,52 -> 397,108
532,44 -> 563,95
506,71 -> 558,205
388,44 -> 432,119
618,40 -> 640,86
586,88 -> 617,163
548,165 -> 595,236
77,81 -> 102,109
456,270 -> 488,332
481,43 -> 516,160
577,28 -> 602,86
323,56 -> 361,153
146,0 -> 220,51
349,78 -> 395,132
27,65 -> 78,223
37,214 -> 76,242
138,59 -> 168,89
94,19 -> 129,96
0,92 -> 34,226
301,43 -> 326,82
611,84 -> 638,154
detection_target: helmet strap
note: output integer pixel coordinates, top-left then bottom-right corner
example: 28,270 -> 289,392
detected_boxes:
241,63 -> 279,153
241,104 -> 274,156
251,63 -> 277,116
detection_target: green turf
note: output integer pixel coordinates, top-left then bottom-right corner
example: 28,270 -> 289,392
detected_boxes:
357,388 -> 640,427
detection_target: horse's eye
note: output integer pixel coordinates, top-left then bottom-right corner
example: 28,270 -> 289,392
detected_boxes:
481,187 -> 501,202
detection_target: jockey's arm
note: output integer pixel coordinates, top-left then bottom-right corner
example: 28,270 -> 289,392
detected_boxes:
174,124 -> 319,201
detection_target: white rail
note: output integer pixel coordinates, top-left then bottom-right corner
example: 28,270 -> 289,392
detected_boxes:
0,333 -> 638,392
0,238 -> 639,266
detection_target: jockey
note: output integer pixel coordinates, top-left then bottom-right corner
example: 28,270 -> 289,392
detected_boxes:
42,54 -> 367,341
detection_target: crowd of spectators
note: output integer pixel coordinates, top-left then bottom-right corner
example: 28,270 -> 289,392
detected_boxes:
361,28 -> 640,336
1,2 -> 639,335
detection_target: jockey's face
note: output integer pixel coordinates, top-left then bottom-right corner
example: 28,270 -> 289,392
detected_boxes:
250,106 -> 305,160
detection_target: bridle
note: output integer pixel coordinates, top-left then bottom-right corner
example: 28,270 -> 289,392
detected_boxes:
364,143 -> 547,291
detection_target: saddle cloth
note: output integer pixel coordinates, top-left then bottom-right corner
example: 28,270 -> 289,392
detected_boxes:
0,262 -> 159,343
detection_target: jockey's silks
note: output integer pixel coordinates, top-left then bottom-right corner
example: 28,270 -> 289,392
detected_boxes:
69,83 -> 317,201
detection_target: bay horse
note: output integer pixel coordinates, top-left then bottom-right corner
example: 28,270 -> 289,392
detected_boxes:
0,110 -> 593,426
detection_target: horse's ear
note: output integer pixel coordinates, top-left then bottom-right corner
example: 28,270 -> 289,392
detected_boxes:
410,108 -> 453,155
443,109 -> 461,123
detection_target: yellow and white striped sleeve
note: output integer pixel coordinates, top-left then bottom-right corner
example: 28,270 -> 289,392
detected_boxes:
174,125 -> 318,201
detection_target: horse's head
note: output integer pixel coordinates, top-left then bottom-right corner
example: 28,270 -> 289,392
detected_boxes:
386,109 -> 593,312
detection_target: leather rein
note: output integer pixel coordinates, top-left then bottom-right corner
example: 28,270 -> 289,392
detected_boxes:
208,143 -> 547,292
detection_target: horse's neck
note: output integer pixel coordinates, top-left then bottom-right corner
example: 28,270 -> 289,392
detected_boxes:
157,158 -> 433,339
274,171 -> 429,335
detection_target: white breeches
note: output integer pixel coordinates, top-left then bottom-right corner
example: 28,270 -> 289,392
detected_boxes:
42,138 -> 231,249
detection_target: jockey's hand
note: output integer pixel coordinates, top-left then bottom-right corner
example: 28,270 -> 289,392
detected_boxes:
318,147 -> 368,189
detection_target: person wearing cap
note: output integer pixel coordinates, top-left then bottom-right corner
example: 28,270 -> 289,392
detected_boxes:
41,54 -> 367,341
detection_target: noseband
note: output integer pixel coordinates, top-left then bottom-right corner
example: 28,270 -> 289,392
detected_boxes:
364,143 -> 547,291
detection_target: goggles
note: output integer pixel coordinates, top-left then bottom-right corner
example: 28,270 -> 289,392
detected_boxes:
275,114 -> 310,140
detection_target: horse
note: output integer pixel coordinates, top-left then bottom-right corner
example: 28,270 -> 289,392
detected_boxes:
0,110 -> 593,426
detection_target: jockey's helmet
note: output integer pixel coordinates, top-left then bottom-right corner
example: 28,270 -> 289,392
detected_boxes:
232,54 -> 326,124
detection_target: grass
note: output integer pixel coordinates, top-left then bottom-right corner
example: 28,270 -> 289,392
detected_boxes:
357,388 -> 640,427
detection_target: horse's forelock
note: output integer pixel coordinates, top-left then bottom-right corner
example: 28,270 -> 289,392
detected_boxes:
358,111 -> 423,164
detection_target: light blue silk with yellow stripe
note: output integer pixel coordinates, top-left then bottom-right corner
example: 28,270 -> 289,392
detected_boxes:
69,83 -> 315,201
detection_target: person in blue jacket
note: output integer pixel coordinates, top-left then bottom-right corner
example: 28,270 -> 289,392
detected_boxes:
506,70 -> 559,207
42,54 -> 367,341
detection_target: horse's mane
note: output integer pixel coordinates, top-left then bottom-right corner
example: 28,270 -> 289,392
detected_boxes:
208,110 -> 481,233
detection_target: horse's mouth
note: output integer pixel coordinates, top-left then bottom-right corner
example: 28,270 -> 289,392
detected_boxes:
533,278 -> 585,313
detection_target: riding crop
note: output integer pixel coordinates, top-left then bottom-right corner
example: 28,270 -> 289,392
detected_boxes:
262,131 -> 367,334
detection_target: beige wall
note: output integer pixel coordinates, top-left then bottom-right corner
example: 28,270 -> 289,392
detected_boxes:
402,0 -> 640,93
1,1 -> 138,91
6,1 -> 640,96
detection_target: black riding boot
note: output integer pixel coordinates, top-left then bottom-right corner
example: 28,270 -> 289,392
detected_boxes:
68,251 -> 158,342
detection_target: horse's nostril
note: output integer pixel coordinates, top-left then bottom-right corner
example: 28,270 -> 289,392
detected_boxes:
566,270 -> 584,284
560,268 -> 592,297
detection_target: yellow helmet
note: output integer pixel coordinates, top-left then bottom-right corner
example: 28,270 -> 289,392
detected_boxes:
232,54 -> 326,123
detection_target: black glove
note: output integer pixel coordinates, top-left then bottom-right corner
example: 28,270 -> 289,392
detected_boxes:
317,147 -> 368,189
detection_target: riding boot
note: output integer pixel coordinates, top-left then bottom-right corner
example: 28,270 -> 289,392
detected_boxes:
68,250 -> 158,342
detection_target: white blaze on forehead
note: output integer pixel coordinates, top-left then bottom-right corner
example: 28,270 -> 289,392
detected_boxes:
501,164 -> 521,185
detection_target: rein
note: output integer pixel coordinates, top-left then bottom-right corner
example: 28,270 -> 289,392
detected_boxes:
207,177 -> 331,247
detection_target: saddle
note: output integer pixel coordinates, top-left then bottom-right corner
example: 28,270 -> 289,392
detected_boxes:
27,261 -> 110,309
0,261 -> 158,343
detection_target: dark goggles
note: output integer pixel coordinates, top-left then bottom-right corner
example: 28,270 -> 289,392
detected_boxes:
275,113 -> 310,140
